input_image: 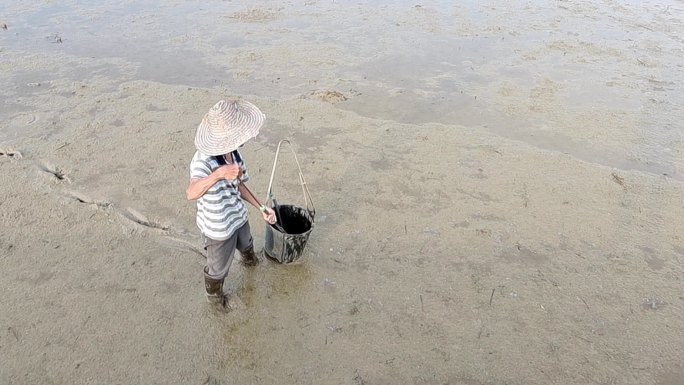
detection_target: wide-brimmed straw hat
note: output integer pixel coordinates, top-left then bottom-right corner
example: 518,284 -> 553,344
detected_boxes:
194,99 -> 265,156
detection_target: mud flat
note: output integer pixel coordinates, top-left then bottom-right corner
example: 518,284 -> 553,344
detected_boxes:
1,1 -> 682,384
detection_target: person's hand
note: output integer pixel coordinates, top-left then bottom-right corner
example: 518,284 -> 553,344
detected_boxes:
214,164 -> 241,181
261,207 -> 277,225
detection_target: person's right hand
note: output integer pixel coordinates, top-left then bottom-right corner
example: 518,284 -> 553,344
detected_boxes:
214,164 -> 241,181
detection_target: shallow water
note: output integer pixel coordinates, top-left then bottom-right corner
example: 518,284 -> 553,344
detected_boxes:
2,0 -> 682,179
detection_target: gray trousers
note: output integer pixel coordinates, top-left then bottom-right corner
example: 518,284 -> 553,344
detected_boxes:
202,222 -> 253,281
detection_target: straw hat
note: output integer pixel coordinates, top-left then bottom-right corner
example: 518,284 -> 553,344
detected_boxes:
194,99 -> 265,156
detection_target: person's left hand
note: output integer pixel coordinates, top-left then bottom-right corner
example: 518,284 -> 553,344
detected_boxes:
262,207 -> 277,225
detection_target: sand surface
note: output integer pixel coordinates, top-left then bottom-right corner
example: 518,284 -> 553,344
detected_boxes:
1,1 -> 683,384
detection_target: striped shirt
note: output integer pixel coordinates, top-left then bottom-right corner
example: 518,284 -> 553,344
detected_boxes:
190,150 -> 250,241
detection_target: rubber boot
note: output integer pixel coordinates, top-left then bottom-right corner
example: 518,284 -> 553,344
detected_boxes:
204,267 -> 230,312
239,247 -> 259,267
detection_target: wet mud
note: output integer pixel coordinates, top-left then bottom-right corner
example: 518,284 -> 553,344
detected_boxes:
1,1 -> 683,385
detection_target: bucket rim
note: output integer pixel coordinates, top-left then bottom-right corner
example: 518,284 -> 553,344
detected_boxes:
268,203 -> 314,235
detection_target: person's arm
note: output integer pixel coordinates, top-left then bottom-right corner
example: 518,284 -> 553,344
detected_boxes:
238,183 -> 277,224
186,164 -> 240,200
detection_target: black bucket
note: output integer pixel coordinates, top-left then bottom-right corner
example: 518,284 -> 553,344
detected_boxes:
264,204 -> 314,263
263,140 -> 315,264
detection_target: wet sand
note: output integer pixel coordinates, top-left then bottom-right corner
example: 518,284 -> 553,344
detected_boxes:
1,1 -> 683,384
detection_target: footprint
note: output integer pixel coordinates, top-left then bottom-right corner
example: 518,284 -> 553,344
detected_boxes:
0,148 -> 23,159
226,294 -> 246,311
9,113 -> 38,126
37,161 -> 70,182
61,189 -> 110,208
122,207 -> 169,231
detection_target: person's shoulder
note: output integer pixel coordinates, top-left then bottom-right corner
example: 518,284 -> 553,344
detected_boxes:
191,151 -> 212,162
190,151 -> 217,170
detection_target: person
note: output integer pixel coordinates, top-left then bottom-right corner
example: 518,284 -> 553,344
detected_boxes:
186,99 -> 277,312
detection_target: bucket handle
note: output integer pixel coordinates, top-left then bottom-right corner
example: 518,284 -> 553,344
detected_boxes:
265,140 -> 315,218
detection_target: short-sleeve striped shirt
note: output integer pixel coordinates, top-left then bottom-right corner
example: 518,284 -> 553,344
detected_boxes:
190,150 -> 250,241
